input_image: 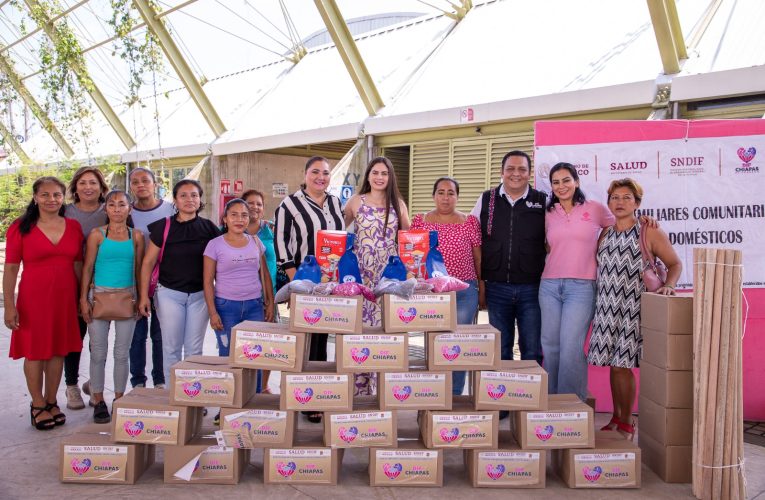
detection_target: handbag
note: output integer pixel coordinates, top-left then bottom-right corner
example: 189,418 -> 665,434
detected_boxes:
92,228 -> 136,321
639,223 -> 668,292
148,217 -> 171,298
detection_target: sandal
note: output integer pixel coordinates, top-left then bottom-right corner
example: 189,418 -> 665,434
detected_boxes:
46,401 -> 66,426
306,412 -> 322,424
600,416 -> 619,431
30,403 -> 55,430
616,419 -> 636,441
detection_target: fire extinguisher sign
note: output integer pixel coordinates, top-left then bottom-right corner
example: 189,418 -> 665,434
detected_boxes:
220,179 -> 231,195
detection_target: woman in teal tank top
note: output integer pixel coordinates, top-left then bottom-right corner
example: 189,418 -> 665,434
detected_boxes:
80,191 -> 145,424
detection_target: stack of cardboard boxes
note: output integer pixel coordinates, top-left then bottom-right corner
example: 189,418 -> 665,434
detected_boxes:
638,292 -> 695,483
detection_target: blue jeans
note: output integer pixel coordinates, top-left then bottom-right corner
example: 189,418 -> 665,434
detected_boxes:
486,281 -> 542,363
129,297 -> 164,387
453,280 -> 478,395
539,278 -> 596,401
154,286 -> 209,382
213,296 -> 265,392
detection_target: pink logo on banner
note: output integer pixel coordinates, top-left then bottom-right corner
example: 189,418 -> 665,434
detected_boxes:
293,387 -> 313,404
303,308 -> 322,325
182,381 -> 201,397
338,426 -> 358,443
583,466 -> 603,482
392,385 -> 412,401
439,427 -> 459,443
71,458 -> 91,475
276,461 -> 296,477
738,147 -> 756,164
397,307 -> 416,323
486,464 -> 505,480
350,347 -> 370,364
535,425 -> 554,441
486,383 -> 506,400
383,463 -> 403,479
441,345 -> 461,361
243,344 -> 262,360
123,420 -> 144,437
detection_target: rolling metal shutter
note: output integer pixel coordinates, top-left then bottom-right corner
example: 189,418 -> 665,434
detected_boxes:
409,141 -> 450,214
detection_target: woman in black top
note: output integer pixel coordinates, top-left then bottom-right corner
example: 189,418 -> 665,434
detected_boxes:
138,180 -> 220,382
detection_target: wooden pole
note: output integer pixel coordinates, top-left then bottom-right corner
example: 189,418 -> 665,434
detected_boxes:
692,248 -> 707,497
719,250 -> 736,498
732,251 -> 745,499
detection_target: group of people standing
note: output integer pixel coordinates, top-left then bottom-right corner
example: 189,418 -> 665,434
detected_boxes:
4,150 -> 681,437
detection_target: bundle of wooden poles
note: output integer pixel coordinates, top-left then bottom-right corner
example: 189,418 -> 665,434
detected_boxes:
692,248 -> 745,500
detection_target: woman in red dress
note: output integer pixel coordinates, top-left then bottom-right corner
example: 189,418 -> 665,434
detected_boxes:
3,176 -> 84,430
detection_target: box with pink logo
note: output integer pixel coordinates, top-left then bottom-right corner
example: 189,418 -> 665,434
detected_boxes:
465,431 -> 546,488
426,324 -> 501,371
229,320 -> 307,372
335,328 -> 408,373
170,355 -> 258,408
289,293 -> 363,334
382,292 -> 457,333
112,388 -> 203,446
263,433 -> 343,485
163,435 -> 249,485
378,370 -> 452,411
472,360 -> 548,411
324,407 -> 397,448
369,440 -> 443,487
60,424 -> 155,484
512,394 -> 594,450
554,432 -> 641,488
218,394 -> 295,449
419,402 -> 499,449
280,369 -> 353,412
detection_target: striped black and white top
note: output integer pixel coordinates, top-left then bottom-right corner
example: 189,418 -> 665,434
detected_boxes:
274,189 -> 345,271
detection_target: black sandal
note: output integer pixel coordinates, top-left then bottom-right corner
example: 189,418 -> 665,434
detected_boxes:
306,412 -> 322,424
46,401 -> 66,426
30,404 -> 55,430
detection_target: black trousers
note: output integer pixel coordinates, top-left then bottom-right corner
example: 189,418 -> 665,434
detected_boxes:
64,317 -> 88,386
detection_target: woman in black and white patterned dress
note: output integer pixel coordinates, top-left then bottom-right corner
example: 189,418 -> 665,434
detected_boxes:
587,178 -> 681,439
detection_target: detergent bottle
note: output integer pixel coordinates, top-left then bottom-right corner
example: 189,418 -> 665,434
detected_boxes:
337,232 -> 362,283
381,255 -> 407,281
425,230 -> 448,278
293,255 -> 321,283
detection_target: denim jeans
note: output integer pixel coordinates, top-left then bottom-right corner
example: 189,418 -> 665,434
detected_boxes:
486,281 -> 542,363
88,317 -> 136,394
129,297 -> 164,387
154,285 -> 209,382
453,279 -> 479,395
212,296 -> 265,357
539,278 -> 596,401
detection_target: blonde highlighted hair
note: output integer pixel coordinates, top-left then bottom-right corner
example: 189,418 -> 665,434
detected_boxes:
607,178 -> 643,203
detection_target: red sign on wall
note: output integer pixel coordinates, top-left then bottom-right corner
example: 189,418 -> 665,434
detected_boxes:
220,179 -> 231,195
234,179 -> 244,193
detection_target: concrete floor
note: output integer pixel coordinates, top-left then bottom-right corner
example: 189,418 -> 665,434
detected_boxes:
1,312 -> 763,499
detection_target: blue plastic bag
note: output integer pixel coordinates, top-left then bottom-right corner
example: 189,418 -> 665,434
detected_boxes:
381,255 -> 407,281
338,232 -> 362,283
293,255 -> 321,283
425,230 -> 448,278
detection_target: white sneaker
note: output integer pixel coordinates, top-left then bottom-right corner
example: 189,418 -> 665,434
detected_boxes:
154,383 -> 166,389
66,385 -> 85,410
81,380 -> 95,407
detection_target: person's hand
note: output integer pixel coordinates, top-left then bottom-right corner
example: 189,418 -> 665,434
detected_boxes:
210,311 -> 223,331
138,296 -> 151,318
4,305 -> 19,330
656,285 -> 676,296
264,300 -> 275,322
80,298 -> 92,323
639,215 -> 659,229
478,281 -> 487,310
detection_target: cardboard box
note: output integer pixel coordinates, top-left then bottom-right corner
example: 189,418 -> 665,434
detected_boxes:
640,292 -> 693,334
398,229 -> 430,279
170,355 -> 257,408
426,324 -> 501,371
316,230 -> 347,282
378,370 -> 452,410
324,407 -> 397,448
112,389 -> 203,445
472,360 -> 548,411
264,433 -> 343,485
513,394 -> 594,449
336,330 -> 408,373
640,360 -> 693,408
289,293 -> 363,334
465,431 -> 545,488
639,431 -> 692,483
382,292 -> 457,333
61,424 -> 155,484
229,321 -> 306,372
217,394 -> 295,448
281,370 -> 353,411
163,435 -> 249,484
641,326 -> 693,371
556,432 -> 641,488
369,440 -> 443,487
420,405 -> 498,449
638,395 -> 692,446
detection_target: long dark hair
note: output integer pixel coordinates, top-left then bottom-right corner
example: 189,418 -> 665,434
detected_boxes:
19,176 -> 67,234
220,198 -> 249,233
104,190 -> 135,228
300,156 -> 329,190
172,179 -> 205,214
68,166 -> 108,204
546,162 -> 586,211
359,156 -> 403,230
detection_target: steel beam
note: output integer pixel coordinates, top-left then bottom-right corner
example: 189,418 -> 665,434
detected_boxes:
0,49 -> 75,157
647,0 -> 681,75
0,121 -> 31,163
314,0 -> 384,115
663,0 -> 687,59
132,0 -> 226,136
23,0 -> 136,149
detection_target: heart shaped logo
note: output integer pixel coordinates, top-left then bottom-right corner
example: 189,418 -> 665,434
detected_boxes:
391,385 -> 412,401
123,420 -> 144,437
486,463 -> 505,480
243,343 -> 262,360
583,465 -> 603,482
441,344 -> 461,361
738,147 -> 756,164
293,387 -> 313,404
486,383 -> 506,400
338,426 -> 358,443
182,381 -> 202,397
71,458 -> 91,475
303,308 -> 323,325
276,461 -> 296,477
350,347 -> 370,364
535,424 -> 554,441
193,459 -> 200,473
397,307 -> 416,323
383,462 -> 403,479
439,427 -> 460,443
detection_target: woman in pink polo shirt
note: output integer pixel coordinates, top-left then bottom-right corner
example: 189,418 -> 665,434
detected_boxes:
539,163 -> 614,401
